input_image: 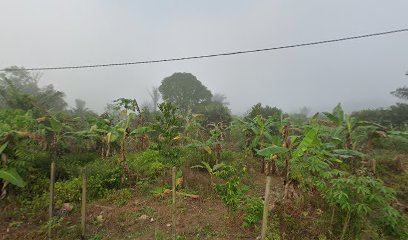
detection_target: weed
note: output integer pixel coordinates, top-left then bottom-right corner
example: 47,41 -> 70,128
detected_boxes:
137,207 -> 156,217
243,197 -> 263,227
88,233 -> 104,240
194,224 -> 216,238
106,188 -> 132,206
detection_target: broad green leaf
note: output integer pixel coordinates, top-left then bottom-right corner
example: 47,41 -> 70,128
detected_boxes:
130,127 -> 154,136
257,146 -> 289,157
332,149 -> 367,159
203,146 -> 212,154
0,142 -> 8,154
201,162 -> 212,172
345,115 -> 352,133
50,117 -> 62,134
331,137 -> 343,145
212,163 -> 226,171
0,168 -> 26,188
109,131 -> 120,143
322,112 -> 339,125
293,127 -> 319,158
150,187 -> 167,194
332,103 -> 344,123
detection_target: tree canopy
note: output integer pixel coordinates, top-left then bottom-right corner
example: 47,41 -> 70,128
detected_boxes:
158,72 -> 212,114
0,66 -> 67,113
245,103 -> 282,120
391,86 -> 408,101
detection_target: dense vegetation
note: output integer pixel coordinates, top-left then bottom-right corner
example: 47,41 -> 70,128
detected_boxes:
1,67 -> 408,239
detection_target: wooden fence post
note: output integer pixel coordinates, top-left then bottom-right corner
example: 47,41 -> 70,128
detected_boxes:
81,167 -> 87,238
261,175 -> 272,240
172,167 -> 176,240
48,161 -> 56,239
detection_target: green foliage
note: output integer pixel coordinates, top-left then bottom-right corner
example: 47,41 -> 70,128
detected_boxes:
84,158 -> 123,189
374,135 -> 408,153
43,216 -> 65,232
0,142 -> 26,187
159,72 -> 212,114
245,103 -> 282,121
257,146 -> 289,158
54,176 -> 106,206
2,79 -> 408,240
391,86 -> 408,100
322,175 -> 408,238
193,101 -> 232,125
352,103 -> 408,128
238,115 -> 278,152
191,161 -> 224,173
128,150 -> 164,178
243,197 -> 263,227
0,168 -> 26,188
152,102 -> 183,164
214,163 -> 247,210
54,177 -> 82,206
0,67 -> 67,112
106,188 -> 132,206
113,98 -> 139,112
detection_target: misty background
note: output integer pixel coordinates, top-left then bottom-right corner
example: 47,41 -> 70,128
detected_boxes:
0,0 -> 407,115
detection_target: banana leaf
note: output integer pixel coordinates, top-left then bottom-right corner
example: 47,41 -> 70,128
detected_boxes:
0,168 -> 26,188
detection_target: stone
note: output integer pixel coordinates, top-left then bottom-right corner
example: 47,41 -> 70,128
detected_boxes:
96,214 -> 104,223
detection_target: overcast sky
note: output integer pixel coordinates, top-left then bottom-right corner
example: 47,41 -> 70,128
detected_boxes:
1,1 -> 407,115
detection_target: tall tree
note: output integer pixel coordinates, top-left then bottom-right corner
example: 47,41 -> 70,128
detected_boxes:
391,86 -> 408,100
158,73 -> 212,114
148,86 -> 161,112
0,66 -> 67,113
211,93 -> 229,106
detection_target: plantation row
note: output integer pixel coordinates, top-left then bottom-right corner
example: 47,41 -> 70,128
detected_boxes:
1,68 -> 408,239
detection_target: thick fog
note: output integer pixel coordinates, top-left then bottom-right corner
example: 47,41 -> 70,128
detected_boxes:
1,0 -> 407,115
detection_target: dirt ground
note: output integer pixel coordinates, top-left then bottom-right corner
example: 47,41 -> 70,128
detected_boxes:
0,167 -> 284,240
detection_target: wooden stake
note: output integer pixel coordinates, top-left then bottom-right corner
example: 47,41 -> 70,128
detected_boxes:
261,175 -> 272,240
81,167 -> 87,238
48,161 -> 55,239
371,159 -> 376,175
172,167 -> 176,240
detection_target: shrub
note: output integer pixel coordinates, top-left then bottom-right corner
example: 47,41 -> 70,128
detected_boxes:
54,175 -> 106,207
214,163 -> 247,210
180,147 -> 202,167
374,135 -> 408,153
85,158 -> 123,189
55,177 -> 82,206
128,150 -> 164,178
220,150 -> 235,163
243,197 -> 263,227
106,188 -> 132,206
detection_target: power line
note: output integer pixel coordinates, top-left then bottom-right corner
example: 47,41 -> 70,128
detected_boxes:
1,28 -> 407,72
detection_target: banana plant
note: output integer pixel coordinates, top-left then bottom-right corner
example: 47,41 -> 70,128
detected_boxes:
130,125 -> 154,151
112,98 -> 140,178
238,115 -> 279,173
89,118 -> 113,157
207,122 -> 226,164
183,112 -> 206,141
0,142 -> 26,200
191,161 -> 225,186
257,126 -> 327,198
185,122 -> 225,164
321,103 -> 387,150
152,102 -> 183,162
